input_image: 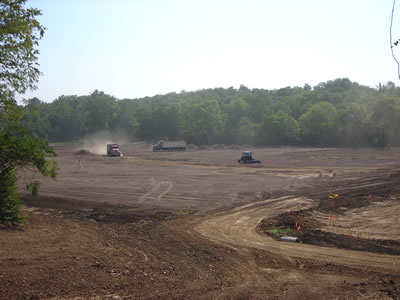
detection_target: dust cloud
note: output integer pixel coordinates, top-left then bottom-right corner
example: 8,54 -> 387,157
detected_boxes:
80,131 -> 130,155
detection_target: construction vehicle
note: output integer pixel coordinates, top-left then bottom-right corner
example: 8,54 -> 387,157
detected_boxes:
237,151 -> 261,164
107,144 -> 122,157
152,140 -> 186,152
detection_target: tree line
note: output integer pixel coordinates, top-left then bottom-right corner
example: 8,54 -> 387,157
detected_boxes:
22,79 -> 400,148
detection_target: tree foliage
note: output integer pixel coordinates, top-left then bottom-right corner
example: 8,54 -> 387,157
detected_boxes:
179,100 -> 223,145
366,95 -> 400,147
0,0 -> 56,224
300,102 -> 338,146
0,0 -> 45,105
259,111 -> 300,146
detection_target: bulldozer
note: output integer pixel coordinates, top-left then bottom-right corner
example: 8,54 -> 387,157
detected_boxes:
237,151 -> 261,164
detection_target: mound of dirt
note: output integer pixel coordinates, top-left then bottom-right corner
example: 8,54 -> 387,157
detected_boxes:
258,210 -> 400,255
186,144 -> 198,150
211,144 -> 226,150
198,145 -> 211,150
317,190 -> 392,213
302,229 -> 400,255
74,149 -> 93,155
257,182 -> 400,255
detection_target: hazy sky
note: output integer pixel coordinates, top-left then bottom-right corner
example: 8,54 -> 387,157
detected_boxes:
20,0 -> 400,102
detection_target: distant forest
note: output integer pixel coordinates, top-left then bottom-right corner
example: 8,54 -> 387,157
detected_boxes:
21,78 -> 400,147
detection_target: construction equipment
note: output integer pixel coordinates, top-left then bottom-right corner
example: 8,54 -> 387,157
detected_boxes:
237,151 -> 261,164
152,140 -> 186,152
107,144 -> 122,157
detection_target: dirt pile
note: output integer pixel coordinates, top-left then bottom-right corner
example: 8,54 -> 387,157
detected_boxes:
258,183 -> 400,255
74,149 -> 93,155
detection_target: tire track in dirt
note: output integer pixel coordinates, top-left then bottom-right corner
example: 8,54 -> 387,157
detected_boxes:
138,178 -> 161,203
157,181 -> 174,202
139,178 -> 174,203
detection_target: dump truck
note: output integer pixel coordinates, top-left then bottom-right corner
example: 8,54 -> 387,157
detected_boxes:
152,140 -> 186,152
107,144 -> 122,157
237,151 -> 261,164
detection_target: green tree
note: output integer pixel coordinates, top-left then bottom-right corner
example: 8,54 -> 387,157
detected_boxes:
0,0 -> 45,105
222,98 -> 248,144
0,0 -> 57,224
46,95 -> 85,141
299,102 -> 338,146
258,111 -> 300,146
238,117 -> 258,145
365,96 -> 400,147
114,99 -> 137,138
337,103 -> 368,146
243,91 -> 270,123
162,103 -> 180,140
135,105 -> 157,140
179,100 -> 223,145
83,90 -> 119,133
21,97 -> 53,139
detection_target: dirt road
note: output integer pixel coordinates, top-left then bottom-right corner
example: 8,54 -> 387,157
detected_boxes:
1,143 -> 399,299
195,195 -> 399,271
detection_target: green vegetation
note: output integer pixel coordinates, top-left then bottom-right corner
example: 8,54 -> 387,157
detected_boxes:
174,209 -> 193,216
21,79 -> 400,148
268,227 -> 294,238
0,0 -> 57,224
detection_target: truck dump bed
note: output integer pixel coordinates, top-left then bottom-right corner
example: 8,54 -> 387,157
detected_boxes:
152,141 -> 186,152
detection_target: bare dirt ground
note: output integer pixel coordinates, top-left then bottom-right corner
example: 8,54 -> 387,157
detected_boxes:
1,143 -> 400,299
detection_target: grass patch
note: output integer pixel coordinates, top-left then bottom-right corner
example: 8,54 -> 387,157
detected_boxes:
268,226 -> 294,237
175,209 -> 193,216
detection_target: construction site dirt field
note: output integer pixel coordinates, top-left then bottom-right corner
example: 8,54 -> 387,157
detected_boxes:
1,143 -> 400,299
